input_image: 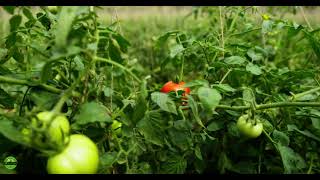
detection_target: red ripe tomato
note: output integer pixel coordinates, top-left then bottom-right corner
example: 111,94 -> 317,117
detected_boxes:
160,81 -> 191,106
160,81 -> 178,93
176,82 -> 191,95
160,81 -> 190,95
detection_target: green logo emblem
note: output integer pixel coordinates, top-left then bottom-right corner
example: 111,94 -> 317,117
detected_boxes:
3,156 -> 17,170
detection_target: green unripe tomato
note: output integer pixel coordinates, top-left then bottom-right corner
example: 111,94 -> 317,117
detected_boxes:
111,120 -> 122,136
47,134 -> 99,174
237,114 -> 263,139
21,128 -> 31,143
47,6 -> 58,14
32,111 -> 70,145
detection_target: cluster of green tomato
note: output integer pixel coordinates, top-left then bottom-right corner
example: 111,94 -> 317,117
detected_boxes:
22,111 -> 122,174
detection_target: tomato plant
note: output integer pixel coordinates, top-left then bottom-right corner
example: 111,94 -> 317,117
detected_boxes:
237,114 -> 263,139
46,134 -> 99,174
0,6 -> 319,174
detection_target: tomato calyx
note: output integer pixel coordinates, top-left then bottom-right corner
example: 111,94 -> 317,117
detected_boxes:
25,111 -> 70,150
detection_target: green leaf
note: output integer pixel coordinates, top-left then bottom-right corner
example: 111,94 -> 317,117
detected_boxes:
29,89 -> 59,110
287,24 -> 303,39
242,87 -> 255,106
103,87 -> 114,97
230,161 -> 258,174
188,95 -> 204,127
73,55 -> 85,71
217,152 -> 233,174
262,20 -> 273,34
0,88 -> 14,109
161,154 -> 187,174
311,117 -> 320,130
113,33 -> 131,53
0,116 -> 28,146
66,46 -> 82,56
277,144 -> 306,174
9,15 -> 22,32
3,6 -> 15,15
173,120 -> 193,131
304,31 -> 320,60
168,130 -> 191,151
151,92 -> 177,115
246,62 -> 262,75
227,122 -> 240,137
40,60 -> 62,83
54,6 -> 79,47
194,145 -> 203,160
184,79 -> 209,88
36,12 -> 51,30
100,151 -> 118,168
137,111 -> 165,147
11,47 -> 24,63
212,84 -> 236,93
287,124 -> 320,142
170,44 -> 184,58
131,88 -> 147,125
22,7 -> 35,21
197,87 -> 222,111
272,130 -> 290,146
109,38 -> 123,63
262,119 -> 274,133
310,109 -> 320,130
72,102 -> 112,128
0,48 -> 8,63
247,49 -> 263,61
207,120 -> 224,131
224,56 -> 246,65
155,31 -> 179,48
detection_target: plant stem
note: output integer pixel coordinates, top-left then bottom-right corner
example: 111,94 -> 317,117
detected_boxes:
0,75 -> 81,97
180,54 -> 185,82
299,6 -> 313,31
219,6 -> 225,58
307,155 -> 314,174
219,68 -> 232,84
262,129 -> 276,144
0,75 -> 61,94
215,102 -> 320,111
228,7 -> 241,33
229,28 -> 262,37
291,87 -> 320,101
94,56 -> 141,83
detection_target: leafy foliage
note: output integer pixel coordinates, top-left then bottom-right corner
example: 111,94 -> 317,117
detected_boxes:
0,6 -> 319,174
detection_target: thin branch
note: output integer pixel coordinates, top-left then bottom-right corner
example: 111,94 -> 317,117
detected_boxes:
0,75 -> 61,94
215,102 -> 320,111
94,56 -> 141,83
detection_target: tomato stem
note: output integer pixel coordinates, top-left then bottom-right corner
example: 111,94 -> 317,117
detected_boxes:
94,56 -> 141,83
215,102 -> 320,111
291,87 -> 320,101
0,75 -> 81,97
